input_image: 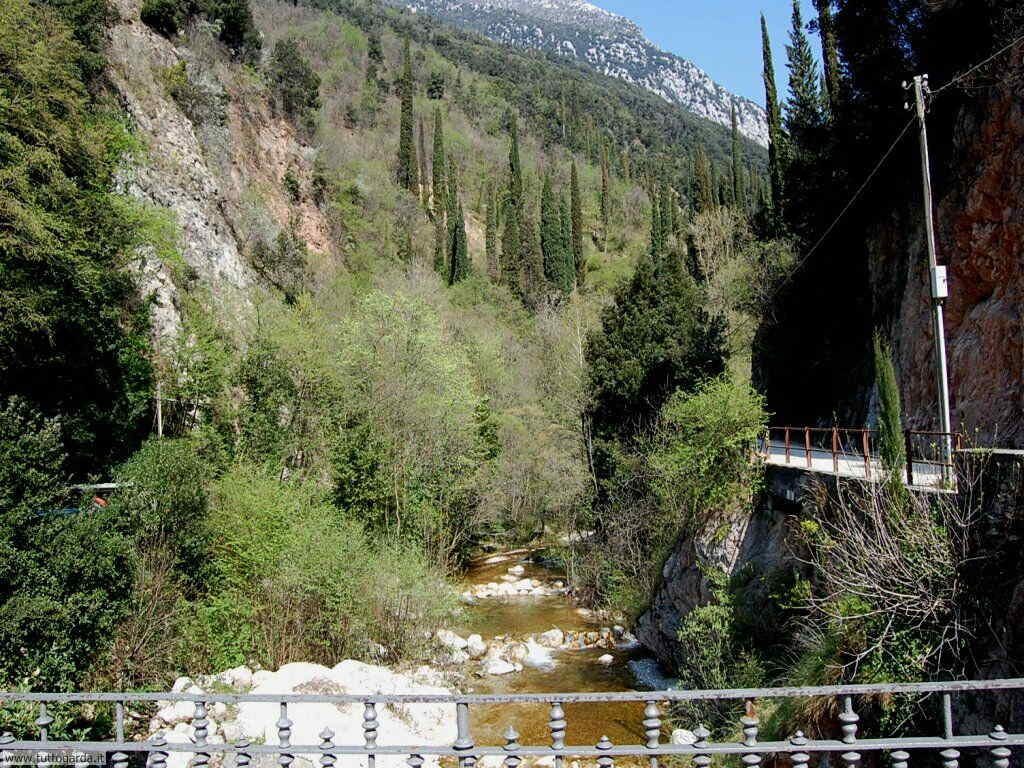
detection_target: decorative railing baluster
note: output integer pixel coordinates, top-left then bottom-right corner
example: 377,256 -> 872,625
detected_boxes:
839,696 -> 860,768
277,702 -> 293,768
363,701 -> 379,768
111,751 -> 129,768
36,702 -> 53,742
549,701 -> 566,768
116,701 -> 125,743
596,735 -> 614,768
407,754 -> 424,768
193,701 -> 210,768
939,693 -> 959,768
149,733 -> 168,768
741,699 -> 760,768
989,726 -> 1011,768
503,726 -> 521,768
890,749 -> 909,768
642,701 -> 660,768
236,738 -> 252,768
320,728 -> 336,768
454,702 -> 474,768
790,732 -> 809,768
692,725 -> 711,768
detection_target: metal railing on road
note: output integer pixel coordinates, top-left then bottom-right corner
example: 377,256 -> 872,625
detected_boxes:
2,679 -> 1021,768
759,426 -> 961,488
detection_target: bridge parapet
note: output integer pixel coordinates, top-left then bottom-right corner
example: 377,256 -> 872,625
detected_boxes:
2,680 -> 1022,768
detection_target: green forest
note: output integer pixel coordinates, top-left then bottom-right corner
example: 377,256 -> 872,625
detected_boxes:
0,0 -> 1021,745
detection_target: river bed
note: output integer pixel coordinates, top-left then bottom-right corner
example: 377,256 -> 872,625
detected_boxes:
450,551 -> 676,751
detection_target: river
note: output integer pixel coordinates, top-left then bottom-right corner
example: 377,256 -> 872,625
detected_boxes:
450,549 -> 677,752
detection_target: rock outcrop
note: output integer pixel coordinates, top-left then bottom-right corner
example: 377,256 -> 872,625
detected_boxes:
105,0 -> 336,340
634,496 -> 790,672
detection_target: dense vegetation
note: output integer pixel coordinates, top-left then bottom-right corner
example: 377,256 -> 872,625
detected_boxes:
1,0 -> 1020,751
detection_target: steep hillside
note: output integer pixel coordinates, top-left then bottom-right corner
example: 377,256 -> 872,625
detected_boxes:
383,0 -> 769,146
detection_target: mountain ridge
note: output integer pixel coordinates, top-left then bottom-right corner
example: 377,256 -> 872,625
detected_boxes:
388,0 -> 769,146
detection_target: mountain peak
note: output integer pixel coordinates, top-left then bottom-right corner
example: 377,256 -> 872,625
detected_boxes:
392,0 -> 768,146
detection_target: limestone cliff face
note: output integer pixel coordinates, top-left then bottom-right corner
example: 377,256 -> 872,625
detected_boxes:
888,51 -> 1024,447
634,471 -> 796,671
104,0 -> 335,340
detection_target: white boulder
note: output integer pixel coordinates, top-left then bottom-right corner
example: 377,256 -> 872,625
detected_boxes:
671,729 -> 697,745
522,639 -> 555,670
219,665 -> 253,691
466,634 -> 487,658
233,661 -> 456,768
508,564 -> 525,576
156,701 -> 194,726
485,659 -> 517,676
171,677 -> 193,694
436,629 -> 469,651
597,654 -> 615,666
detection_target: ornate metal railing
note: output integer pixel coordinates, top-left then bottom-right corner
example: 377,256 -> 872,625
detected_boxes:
2,680 -> 1022,768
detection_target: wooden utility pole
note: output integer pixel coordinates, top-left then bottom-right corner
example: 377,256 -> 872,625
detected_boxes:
156,379 -> 163,439
905,74 -> 953,483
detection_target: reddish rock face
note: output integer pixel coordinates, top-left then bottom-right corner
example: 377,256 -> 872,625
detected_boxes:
891,52 -> 1024,448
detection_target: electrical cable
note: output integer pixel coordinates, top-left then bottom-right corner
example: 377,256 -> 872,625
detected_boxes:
931,32 -> 1024,95
772,115 -> 916,293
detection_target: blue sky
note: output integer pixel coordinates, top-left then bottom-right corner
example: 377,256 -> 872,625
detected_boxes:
596,0 -> 807,106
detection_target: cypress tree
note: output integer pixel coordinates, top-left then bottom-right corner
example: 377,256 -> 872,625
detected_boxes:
785,0 -> 824,151
540,174 -> 563,289
485,182 -> 499,281
446,155 -> 469,285
559,196 -> 573,293
599,143 -> 610,252
659,184 -> 672,248
433,211 -> 446,273
417,117 -> 429,207
570,162 -> 585,287
431,107 -> 446,217
396,37 -> 418,193
502,205 -> 522,295
521,208 -> 544,300
761,13 -> 785,227
694,145 -> 716,212
730,102 -> 745,208
669,187 -> 682,238
874,332 -> 906,480
649,191 -> 663,259
813,0 -> 841,113
508,112 -> 523,205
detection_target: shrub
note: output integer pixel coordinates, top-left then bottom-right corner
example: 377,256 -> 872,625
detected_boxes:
112,436 -> 214,588
140,0 -> 185,36
267,38 -> 322,132
0,399 -> 135,690
159,61 -> 227,127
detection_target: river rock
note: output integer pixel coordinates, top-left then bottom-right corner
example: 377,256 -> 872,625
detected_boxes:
448,649 -> 471,664
233,661 -> 456,768
460,592 -> 478,604
597,654 -> 615,666
514,579 -> 534,592
219,665 -> 253,691
171,676 -> 194,694
436,629 -> 469,651
508,564 -> 526,576
671,729 -> 697,745
157,701 -> 194,726
508,642 -> 529,662
522,639 -> 555,670
485,659 -> 516,675
537,628 -> 564,648
467,634 -> 487,658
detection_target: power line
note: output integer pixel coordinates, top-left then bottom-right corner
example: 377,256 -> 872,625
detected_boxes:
931,32 -> 1024,95
773,115 -> 916,293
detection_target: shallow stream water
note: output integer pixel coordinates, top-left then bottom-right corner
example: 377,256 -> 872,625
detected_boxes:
451,551 -> 675,751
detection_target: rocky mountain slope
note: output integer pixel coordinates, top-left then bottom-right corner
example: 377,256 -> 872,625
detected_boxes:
386,0 -> 769,146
